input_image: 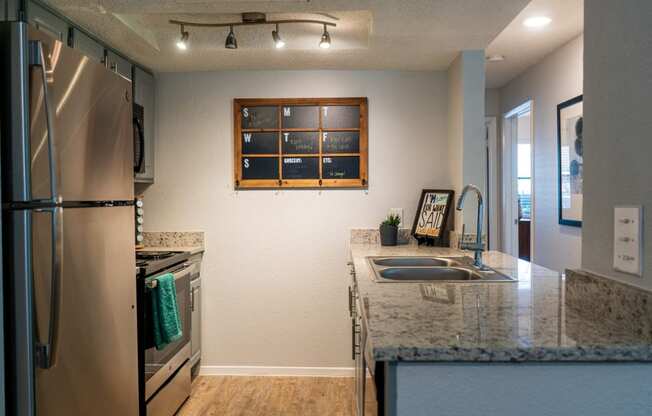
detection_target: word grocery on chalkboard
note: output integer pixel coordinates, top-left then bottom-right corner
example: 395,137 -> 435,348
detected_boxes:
234,98 -> 368,189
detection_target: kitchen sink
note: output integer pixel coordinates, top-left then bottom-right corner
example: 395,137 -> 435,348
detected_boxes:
372,257 -> 464,267
367,256 -> 516,283
379,267 -> 481,281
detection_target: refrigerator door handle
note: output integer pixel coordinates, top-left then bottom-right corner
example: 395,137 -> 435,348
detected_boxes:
28,40 -> 59,203
34,203 -> 64,369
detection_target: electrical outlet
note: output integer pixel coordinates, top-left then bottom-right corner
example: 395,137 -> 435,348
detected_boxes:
613,206 -> 643,276
389,208 -> 404,226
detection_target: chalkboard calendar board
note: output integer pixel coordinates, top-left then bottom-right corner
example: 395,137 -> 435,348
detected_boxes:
234,98 -> 368,189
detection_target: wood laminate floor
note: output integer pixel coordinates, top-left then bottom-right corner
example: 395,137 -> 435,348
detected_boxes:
177,376 -> 376,416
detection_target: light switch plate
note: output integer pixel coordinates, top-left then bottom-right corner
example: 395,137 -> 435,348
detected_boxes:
389,208 -> 404,226
613,206 -> 643,276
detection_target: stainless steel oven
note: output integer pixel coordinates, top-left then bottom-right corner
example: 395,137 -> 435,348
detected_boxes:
142,261 -> 195,415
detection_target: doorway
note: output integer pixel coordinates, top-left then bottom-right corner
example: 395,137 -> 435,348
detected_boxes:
502,101 -> 534,261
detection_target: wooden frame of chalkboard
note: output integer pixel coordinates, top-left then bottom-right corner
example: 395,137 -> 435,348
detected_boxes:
234,97 -> 368,189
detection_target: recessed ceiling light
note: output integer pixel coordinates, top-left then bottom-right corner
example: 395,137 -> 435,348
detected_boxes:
523,16 -> 552,28
486,54 -> 505,62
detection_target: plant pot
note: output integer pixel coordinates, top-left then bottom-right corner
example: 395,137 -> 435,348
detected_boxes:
379,224 -> 398,246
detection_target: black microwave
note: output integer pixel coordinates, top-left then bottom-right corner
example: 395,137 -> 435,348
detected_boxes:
133,103 -> 145,174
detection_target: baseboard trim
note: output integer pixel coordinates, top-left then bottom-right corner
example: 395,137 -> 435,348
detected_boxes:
199,365 -> 355,377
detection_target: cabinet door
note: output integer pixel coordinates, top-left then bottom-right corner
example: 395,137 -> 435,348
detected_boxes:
105,50 -> 132,81
70,28 -> 104,63
0,0 -> 18,21
28,1 -> 69,43
355,314 -> 366,416
133,67 -> 156,183
190,280 -> 201,362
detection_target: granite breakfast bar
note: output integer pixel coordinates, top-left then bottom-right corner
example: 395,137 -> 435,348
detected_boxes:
348,238 -> 652,416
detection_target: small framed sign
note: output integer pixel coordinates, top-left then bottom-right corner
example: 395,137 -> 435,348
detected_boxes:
411,189 -> 454,246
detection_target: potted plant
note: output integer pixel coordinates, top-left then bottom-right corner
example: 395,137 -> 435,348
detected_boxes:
379,214 -> 401,246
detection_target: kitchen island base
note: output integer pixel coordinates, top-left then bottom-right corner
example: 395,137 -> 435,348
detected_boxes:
381,361 -> 652,416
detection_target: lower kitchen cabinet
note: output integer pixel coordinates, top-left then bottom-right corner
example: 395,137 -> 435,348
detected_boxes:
349,263 -> 381,416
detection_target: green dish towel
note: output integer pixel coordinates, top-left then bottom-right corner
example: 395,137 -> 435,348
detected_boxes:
150,273 -> 182,350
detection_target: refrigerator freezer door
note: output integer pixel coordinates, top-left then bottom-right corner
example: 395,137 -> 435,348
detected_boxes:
28,27 -> 133,202
33,205 -> 138,416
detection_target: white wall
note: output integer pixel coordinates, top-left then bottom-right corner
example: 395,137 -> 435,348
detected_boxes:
144,70 -> 450,370
499,35 -> 584,272
582,0 -> 652,290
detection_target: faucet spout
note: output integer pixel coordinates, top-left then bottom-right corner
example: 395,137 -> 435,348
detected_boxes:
456,184 -> 483,210
456,184 -> 486,269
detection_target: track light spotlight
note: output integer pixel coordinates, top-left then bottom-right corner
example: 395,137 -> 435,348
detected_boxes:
225,25 -> 238,49
272,24 -> 285,49
319,24 -> 331,49
176,25 -> 189,50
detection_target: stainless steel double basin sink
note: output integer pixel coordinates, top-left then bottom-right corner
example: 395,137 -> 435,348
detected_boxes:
367,256 -> 516,283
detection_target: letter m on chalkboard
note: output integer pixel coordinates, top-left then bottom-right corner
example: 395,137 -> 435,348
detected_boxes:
283,107 -> 291,117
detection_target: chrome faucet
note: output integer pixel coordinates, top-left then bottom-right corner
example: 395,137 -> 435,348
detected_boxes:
456,184 -> 487,270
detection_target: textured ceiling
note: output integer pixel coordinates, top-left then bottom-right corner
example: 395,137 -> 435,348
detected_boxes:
42,0 -> 531,72
485,0 -> 584,88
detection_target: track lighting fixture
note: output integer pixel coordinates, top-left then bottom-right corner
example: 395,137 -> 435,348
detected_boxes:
225,25 -> 238,49
319,24 -> 331,49
272,24 -> 285,49
170,13 -> 336,51
176,25 -> 189,50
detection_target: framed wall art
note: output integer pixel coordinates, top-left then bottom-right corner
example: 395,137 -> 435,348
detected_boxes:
411,189 -> 454,246
557,95 -> 583,227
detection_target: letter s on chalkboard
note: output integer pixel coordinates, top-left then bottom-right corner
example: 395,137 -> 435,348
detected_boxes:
243,108 -> 249,118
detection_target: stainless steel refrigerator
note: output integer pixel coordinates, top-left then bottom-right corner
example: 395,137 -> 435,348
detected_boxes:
1,22 -> 139,416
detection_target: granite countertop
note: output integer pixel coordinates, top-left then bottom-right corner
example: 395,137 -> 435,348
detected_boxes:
138,231 -> 205,256
137,246 -> 204,256
350,243 -> 652,363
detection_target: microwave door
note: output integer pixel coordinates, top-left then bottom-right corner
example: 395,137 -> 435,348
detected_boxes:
133,103 -> 145,174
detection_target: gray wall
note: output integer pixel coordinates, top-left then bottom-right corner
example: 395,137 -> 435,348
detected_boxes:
485,88 -> 501,118
448,51 -> 486,232
582,0 -> 652,289
500,35 -> 584,272
144,70 -> 450,371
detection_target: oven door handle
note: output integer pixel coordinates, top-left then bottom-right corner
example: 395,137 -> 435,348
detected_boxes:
146,263 -> 193,289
